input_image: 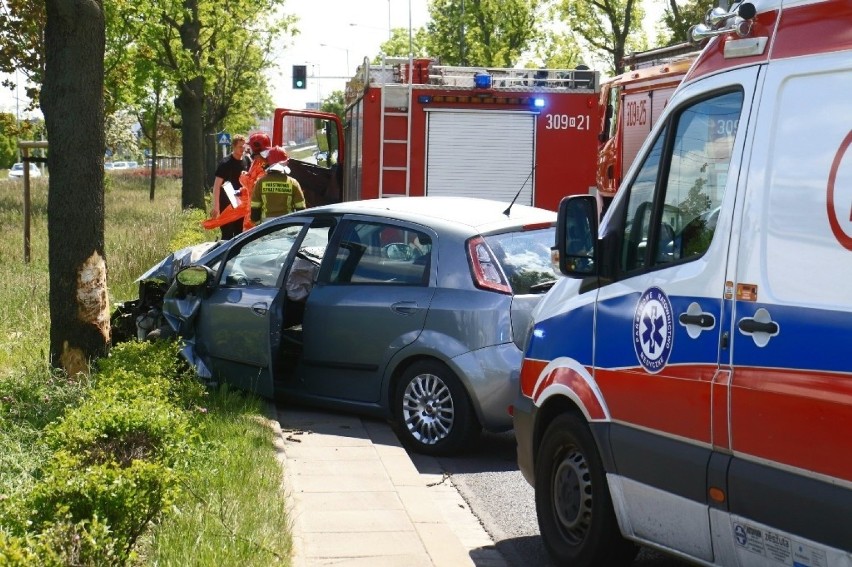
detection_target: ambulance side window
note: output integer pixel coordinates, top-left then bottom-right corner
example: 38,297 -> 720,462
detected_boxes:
620,129 -> 667,272
618,90 -> 744,274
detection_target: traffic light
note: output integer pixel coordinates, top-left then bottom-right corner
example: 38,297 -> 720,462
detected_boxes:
292,65 -> 307,89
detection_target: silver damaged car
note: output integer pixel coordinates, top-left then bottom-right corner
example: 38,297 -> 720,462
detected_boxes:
112,197 -> 559,455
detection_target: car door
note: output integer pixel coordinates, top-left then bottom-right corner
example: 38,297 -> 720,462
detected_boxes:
298,216 -> 436,403
193,218 -> 312,398
592,68 -> 758,560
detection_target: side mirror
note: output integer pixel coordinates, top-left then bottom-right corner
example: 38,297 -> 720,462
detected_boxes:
556,195 -> 598,278
175,265 -> 214,288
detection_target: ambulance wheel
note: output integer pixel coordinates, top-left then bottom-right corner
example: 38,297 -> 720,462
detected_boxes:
393,360 -> 479,456
535,413 -> 637,567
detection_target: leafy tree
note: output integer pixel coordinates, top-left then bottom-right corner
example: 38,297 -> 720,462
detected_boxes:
555,0 -> 647,75
0,113 -> 19,168
375,27 -> 431,61
426,0 -> 542,67
0,0 -> 44,110
104,112 -> 139,161
658,0 -> 710,45
202,36 -> 278,188
118,0 -> 295,210
320,90 -> 346,121
42,0 -> 109,374
113,0 -> 293,208
527,30 -> 585,69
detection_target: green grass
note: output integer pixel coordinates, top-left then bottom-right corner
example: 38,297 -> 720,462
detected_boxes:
0,174 -> 291,565
139,387 -> 291,565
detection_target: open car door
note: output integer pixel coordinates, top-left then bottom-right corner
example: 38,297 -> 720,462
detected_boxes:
190,219 -> 314,399
272,108 -> 344,208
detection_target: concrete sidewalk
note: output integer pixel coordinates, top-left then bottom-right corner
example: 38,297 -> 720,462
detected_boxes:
271,405 -> 508,566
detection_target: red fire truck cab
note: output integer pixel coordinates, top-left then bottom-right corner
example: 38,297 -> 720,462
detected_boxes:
271,58 -> 602,212
597,44 -> 699,205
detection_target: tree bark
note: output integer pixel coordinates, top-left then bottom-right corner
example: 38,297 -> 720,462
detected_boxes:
174,1 -> 206,210
176,75 -> 206,209
42,0 -> 109,374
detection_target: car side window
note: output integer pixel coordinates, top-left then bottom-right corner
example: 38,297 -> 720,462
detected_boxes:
327,221 -> 432,285
618,90 -> 743,274
219,224 -> 304,287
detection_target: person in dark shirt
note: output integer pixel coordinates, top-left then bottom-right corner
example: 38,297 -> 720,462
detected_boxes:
211,134 -> 249,239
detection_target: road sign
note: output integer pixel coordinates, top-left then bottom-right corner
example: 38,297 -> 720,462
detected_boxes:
217,132 -> 231,145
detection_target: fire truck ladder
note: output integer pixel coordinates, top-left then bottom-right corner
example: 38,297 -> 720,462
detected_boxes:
378,81 -> 412,197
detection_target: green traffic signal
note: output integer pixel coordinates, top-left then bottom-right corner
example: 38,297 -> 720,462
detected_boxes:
293,65 -> 307,90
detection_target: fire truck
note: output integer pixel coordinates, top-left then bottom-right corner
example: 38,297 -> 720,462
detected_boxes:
270,58 -> 601,211
597,43 -> 699,206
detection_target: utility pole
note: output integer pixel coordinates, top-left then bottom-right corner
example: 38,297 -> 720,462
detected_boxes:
459,0 -> 465,66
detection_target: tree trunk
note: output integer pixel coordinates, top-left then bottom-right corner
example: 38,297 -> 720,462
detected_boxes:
42,0 -> 109,374
176,75 -> 206,210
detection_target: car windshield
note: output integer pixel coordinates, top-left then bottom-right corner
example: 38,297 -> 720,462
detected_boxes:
11,163 -> 22,171
484,227 -> 559,294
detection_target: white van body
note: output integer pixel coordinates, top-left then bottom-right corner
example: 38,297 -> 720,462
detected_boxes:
514,1 -> 852,565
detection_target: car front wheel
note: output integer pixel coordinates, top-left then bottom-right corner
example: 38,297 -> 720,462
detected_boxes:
394,360 -> 478,456
535,413 -> 638,566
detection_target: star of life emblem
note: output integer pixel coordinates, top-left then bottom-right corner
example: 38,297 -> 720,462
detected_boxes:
633,287 -> 674,374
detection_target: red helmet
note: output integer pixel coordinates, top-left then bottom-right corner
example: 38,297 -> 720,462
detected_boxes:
248,132 -> 271,153
265,146 -> 289,166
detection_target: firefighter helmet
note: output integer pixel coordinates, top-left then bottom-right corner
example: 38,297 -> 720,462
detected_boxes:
248,132 -> 271,153
265,146 -> 289,165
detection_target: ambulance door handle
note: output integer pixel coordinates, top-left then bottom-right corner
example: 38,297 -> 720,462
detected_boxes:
738,319 -> 778,335
679,313 -> 714,328
251,302 -> 268,316
679,302 -> 716,339
737,308 -> 779,348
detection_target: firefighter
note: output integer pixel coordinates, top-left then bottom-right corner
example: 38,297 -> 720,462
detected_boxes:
251,146 -> 306,222
247,131 -> 271,155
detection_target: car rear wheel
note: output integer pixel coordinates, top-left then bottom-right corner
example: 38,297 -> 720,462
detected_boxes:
394,360 -> 478,456
535,413 -> 637,567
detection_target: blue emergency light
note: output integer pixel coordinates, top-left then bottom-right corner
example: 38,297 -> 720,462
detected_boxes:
532,98 -> 546,108
474,72 -> 492,89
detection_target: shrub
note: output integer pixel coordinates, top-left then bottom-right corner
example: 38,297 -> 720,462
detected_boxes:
0,516 -> 122,566
96,340 -> 207,409
45,386 -> 193,468
26,453 -> 176,561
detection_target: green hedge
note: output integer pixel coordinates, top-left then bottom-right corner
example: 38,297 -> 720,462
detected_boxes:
0,340 -> 207,565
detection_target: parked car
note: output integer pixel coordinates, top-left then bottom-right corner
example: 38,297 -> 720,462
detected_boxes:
112,197 -> 559,455
104,162 -> 115,170
8,162 -> 41,179
111,161 -> 130,169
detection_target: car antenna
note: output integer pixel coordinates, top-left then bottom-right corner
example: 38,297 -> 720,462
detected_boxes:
503,164 -> 537,217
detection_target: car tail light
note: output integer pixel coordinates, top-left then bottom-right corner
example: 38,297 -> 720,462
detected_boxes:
467,236 -> 512,294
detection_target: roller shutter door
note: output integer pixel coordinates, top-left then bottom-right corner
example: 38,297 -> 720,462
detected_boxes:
426,110 -> 535,205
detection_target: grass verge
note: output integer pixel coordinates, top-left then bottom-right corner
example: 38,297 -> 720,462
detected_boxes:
140,387 -> 291,566
0,174 -> 291,565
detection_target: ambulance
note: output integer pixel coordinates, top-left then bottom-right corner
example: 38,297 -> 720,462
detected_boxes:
513,1 -> 852,565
